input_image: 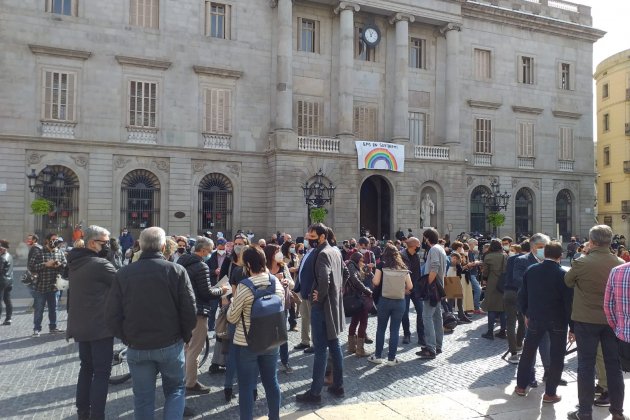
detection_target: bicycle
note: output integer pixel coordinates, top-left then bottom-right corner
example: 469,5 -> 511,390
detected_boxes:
109,334 -> 211,385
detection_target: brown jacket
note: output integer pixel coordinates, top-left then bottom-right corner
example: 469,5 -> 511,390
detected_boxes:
481,251 -> 506,312
564,246 -> 624,325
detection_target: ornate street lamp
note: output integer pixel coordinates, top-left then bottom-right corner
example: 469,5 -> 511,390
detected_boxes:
302,168 -> 336,209
482,179 -> 511,236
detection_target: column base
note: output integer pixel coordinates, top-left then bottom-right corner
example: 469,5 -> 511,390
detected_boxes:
269,129 -> 297,151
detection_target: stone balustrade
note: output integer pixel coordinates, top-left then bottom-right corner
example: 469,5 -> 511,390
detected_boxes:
127,127 -> 158,144
472,153 -> 492,167
558,160 -> 574,171
517,157 -> 535,169
203,134 -> 231,150
41,121 -> 76,139
297,136 -> 340,153
414,145 -> 450,160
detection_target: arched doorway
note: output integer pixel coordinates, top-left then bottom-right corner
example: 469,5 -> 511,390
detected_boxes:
33,165 -> 79,241
120,169 -> 161,239
470,186 -> 491,235
556,189 -> 573,240
198,173 -> 233,238
360,176 -> 392,240
515,188 -> 534,239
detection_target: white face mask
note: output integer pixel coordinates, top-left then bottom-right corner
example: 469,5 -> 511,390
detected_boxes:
274,252 -> 284,263
473,246 -> 478,252
289,247 -> 296,254
217,249 -> 226,256
359,248 -> 367,254
503,245 -> 510,252
508,252 -> 516,257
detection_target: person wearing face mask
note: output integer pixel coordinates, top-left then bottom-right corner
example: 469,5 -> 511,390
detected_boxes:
481,239 -> 507,340
106,238 -> 123,270
66,225 -> 117,420
293,233 -> 318,354
172,238 -> 188,264
207,237 -> 229,333
466,238 -> 484,314
400,237 -> 425,346
281,240 -> 300,331
502,236 -> 513,254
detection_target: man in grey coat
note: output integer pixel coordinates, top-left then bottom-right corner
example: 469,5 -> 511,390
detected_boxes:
296,223 -> 345,403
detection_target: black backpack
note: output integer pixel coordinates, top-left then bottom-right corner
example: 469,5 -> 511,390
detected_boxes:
240,275 -> 288,354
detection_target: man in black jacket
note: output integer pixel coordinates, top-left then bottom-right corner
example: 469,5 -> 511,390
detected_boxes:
177,237 -> 228,395
67,225 -> 117,420
106,227 -> 197,419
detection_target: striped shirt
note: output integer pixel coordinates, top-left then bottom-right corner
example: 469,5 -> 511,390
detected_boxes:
604,262 -> 630,342
226,272 -> 285,347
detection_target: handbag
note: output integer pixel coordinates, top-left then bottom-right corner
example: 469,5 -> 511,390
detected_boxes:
55,274 -> 69,291
215,305 -> 230,339
381,268 -> 408,299
415,274 -> 430,300
343,290 -> 364,317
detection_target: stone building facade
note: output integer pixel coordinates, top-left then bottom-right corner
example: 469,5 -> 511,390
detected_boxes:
0,0 -> 603,247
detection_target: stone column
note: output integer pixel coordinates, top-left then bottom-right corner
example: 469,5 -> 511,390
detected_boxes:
390,13 -> 414,142
440,23 -> 461,144
275,0 -> 293,130
334,2 -> 360,136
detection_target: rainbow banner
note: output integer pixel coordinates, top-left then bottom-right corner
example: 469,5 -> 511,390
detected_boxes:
355,141 -> 405,173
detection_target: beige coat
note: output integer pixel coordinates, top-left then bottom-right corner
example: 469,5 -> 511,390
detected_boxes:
481,251 -> 506,312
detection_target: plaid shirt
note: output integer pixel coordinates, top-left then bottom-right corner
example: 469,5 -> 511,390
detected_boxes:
604,262 -> 630,342
27,246 -> 67,293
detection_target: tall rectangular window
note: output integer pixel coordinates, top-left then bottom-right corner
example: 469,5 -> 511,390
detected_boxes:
43,71 -> 76,121
519,56 -> 534,84
603,83 -> 609,99
206,2 -> 231,39
559,127 -> 574,160
204,88 -> 232,134
474,118 -> 492,153
130,0 -> 159,29
409,112 -> 427,146
296,100 -> 321,136
129,81 -> 157,128
605,182 -> 612,204
474,48 -> 492,80
559,62 -> 572,90
604,113 -> 610,131
46,0 -> 76,16
355,26 -> 375,62
518,122 -> 534,157
409,38 -> 426,69
353,105 -> 378,140
297,18 -> 319,53
604,146 -> 610,166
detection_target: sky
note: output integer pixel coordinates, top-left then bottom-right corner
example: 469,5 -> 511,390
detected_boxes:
579,0 -> 630,69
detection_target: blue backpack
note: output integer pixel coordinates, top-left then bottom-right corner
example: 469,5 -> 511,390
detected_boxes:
240,275 -> 288,354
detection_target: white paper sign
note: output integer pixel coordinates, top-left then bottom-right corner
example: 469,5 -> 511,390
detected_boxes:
355,141 -> 405,172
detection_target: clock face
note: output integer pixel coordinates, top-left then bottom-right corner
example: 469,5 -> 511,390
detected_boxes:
363,27 -> 380,46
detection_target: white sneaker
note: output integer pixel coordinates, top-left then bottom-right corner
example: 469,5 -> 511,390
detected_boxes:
386,358 -> 401,366
367,355 -> 382,364
508,354 -> 520,364
32,330 -> 40,337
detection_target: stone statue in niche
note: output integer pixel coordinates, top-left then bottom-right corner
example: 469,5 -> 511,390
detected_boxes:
421,192 -> 435,228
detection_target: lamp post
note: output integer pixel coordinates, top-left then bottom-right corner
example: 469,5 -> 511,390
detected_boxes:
26,165 -> 67,234
302,169 -> 335,223
481,179 -> 511,237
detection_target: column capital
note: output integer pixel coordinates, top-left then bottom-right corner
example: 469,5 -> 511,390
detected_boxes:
334,2 -> 360,14
269,0 -> 292,9
439,22 -> 462,35
389,13 -> 415,25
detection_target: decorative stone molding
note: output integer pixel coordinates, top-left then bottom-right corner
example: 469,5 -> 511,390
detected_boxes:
203,134 -> 231,150
553,180 -> 579,191
552,110 -> 582,119
226,164 -> 241,177
29,44 -> 92,60
114,156 -> 131,169
192,160 -> 206,173
439,22 -> 462,35
468,100 -> 502,110
334,2 -> 360,14
127,127 -> 158,144
70,154 -> 88,168
41,121 -> 77,139
191,160 -> 241,177
151,158 -> 170,173
193,65 -> 243,79
533,179 -> 541,190
27,151 -> 47,165
512,106 -> 544,115
389,13 -> 415,25
269,0 -> 278,7
115,55 -> 172,70
467,175 -> 475,187
512,177 -> 540,189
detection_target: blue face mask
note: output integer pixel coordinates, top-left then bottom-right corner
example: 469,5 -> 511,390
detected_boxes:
203,254 -> 211,262
535,248 -> 545,260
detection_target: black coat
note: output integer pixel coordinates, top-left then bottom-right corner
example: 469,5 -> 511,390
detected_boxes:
67,248 -> 117,341
518,260 -> 573,326
177,253 -> 222,316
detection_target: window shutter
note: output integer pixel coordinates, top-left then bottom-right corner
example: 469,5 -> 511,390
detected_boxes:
67,73 -> 75,121
297,17 -> 302,51
530,57 -> 535,84
569,65 -> 575,91
517,55 -> 523,84
130,0 -> 137,25
314,20 -> 320,53
43,71 -> 52,119
224,90 -> 232,134
225,5 -> 231,39
557,62 -> 563,89
297,100 -> 303,135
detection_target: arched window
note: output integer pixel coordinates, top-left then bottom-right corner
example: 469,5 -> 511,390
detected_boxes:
515,188 -> 534,238
556,189 -> 573,240
34,165 -> 79,240
470,186 -> 491,234
198,173 -> 233,238
121,169 -> 160,237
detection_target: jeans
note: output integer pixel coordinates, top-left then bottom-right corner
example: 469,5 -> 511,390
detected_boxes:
76,337 -> 114,419
469,274 -> 482,310
33,290 -> 59,331
516,319 -> 566,396
207,300 -> 220,332
574,321 -> 625,417
421,300 -> 443,354
0,284 -> 12,321
127,340 -> 186,420
223,341 -> 237,389
375,297 -> 405,361
349,307 -> 369,338
487,311 -> 506,333
235,345 -> 281,420
402,291 -> 425,344
503,290 -> 525,353
310,305 -> 343,395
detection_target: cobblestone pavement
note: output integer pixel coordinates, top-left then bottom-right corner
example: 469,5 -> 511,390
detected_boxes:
0,281 -> 580,420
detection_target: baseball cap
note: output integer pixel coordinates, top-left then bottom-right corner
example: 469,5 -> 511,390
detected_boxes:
217,238 -> 227,245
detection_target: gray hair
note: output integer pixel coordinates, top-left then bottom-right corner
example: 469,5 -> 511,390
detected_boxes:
84,225 -> 110,243
529,233 -> 550,247
590,225 -> 613,247
194,237 -> 214,252
467,238 -> 477,245
139,227 -> 167,252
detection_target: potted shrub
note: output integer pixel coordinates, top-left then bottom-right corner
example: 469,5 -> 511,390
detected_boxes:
309,207 -> 328,224
31,198 -> 52,215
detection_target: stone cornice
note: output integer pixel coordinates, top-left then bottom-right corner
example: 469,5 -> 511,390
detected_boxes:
334,2 -> 360,14
552,110 -> 582,119
468,100 -> 502,110
462,2 -> 605,43
115,55 -> 172,70
28,44 -> 92,60
512,106 -> 544,115
389,13 -> 415,25
193,65 -> 243,79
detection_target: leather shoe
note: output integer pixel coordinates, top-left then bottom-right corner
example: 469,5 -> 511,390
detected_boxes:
183,406 -> 195,417
294,343 -> 310,350
303,346 -> 314,354
186,382 -> 210,395
296,391 -> 321,403
224,388 -> 233,402
327,386 -> 345,397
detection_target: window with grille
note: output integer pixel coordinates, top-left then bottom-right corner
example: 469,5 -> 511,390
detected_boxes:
128,81 -> 157,128
559,127 -> 574,160
296,100 -> 321,136
298,18 -> 319,53
604,146 -> 610,166
605,182 -> 612,204
130,0 -> 159,29
604,215 -> 613,228
409,38 -> 426,69
603,83 -> 609,99
206,2 -> 230,39
46,0 -> 77,16
519,56 -> 534,84
474,118 -> 492,154
355,26 -> 375,62
204,88 -> 232,135
121,169 -> 161,237
409,112 -> 427,146
354,105 -> 378,140
474,48 -> 492,80
198,173 -> 233,237
559,62 -> 572,90
604,113 -> 610,132
43,71 -> 76,121
517,122 -> 534,157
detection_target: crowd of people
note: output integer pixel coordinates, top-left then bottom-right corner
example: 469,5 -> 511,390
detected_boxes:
2,222 -> 630,420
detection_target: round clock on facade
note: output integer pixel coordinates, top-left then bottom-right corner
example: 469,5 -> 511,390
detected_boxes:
362,25 -> 380,47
